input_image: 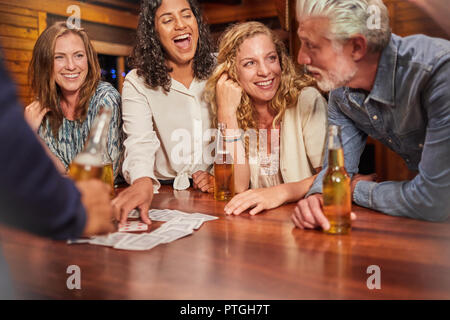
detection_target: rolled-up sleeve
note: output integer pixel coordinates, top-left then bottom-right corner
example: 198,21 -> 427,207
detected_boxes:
121,77 -> 161,192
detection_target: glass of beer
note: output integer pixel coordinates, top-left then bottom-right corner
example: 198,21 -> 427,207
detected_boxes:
214,123 -> 235,201
322,125 -> 352,234
68,153 -> 103,181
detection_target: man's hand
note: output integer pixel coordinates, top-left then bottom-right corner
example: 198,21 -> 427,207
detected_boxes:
292,194 -> 356,231
192,170 -> 214,193
111,177 -> 153,226
77,180 -> 116,237
224,187 -> 285,215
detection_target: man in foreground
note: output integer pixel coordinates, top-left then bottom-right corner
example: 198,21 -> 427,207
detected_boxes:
0,57 -> 115,298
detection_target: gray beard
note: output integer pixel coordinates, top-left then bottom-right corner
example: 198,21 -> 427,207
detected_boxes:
316,67 -> 357,92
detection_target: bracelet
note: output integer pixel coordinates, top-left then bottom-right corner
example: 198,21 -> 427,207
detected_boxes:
224,134 -> 243,143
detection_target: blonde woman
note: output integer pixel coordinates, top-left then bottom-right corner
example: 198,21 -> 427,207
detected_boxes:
204,21 -> 328,215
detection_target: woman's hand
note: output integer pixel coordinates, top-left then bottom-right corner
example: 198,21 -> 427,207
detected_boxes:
192,170 -> 214,193
224,186 -> 286,216
24,101 -> 49,132
111,177 -> 154,226
216,73 -> 242,121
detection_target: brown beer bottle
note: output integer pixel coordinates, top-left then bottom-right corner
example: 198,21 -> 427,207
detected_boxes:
68,108 -> 112,187
322,125 -> 352,234
214,123 -> 235,201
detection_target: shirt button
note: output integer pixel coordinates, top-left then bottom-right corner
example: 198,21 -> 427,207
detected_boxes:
372,115 -> 378,120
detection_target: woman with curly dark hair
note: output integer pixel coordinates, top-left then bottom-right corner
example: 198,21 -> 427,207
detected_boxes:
113,0 -> 215,225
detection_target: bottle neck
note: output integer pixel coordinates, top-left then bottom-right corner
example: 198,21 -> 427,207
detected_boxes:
215,123 -> 232,164
328,148 -> 345,168
327,125 -> 344,169
217,123 -> 226,152
80,109 -> 111,159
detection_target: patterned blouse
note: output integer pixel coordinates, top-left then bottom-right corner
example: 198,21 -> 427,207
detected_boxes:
38,81 -> 124,183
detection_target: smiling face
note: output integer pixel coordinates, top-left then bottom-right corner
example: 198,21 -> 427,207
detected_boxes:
53,32 -> 88,96
155,0 -> 199,67
297,17 -> 357,91
235,34 -> 281,106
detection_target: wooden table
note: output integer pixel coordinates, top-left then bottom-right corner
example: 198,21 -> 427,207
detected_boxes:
0,185 -> 449,299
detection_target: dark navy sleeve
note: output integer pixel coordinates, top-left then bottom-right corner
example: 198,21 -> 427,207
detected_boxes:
0,58 -> 86,240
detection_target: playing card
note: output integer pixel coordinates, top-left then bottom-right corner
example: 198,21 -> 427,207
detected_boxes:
114,233 -> 165,251
152,227 -> 193,243
128,209 -> 140,219
148,209 -> 188,222
147,209 -> 172,221
189,213 -> 219,221
118,221 -> 149,232
89,232 -> 130,247
112,233 -> 141,250
161,217 -> 202,231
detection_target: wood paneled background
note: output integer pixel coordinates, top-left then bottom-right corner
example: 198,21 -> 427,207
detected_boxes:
0,0 -> 448,182
0,0 -> 278,104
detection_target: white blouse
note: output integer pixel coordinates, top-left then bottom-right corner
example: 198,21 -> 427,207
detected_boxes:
249,86 -> 328,189
121,69 -> 213,192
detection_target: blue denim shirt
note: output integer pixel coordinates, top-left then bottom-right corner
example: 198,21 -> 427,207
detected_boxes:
307,34 -> 450,222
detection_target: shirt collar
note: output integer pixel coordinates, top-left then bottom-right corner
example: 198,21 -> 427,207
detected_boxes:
366,34 -> 398,106
170,77 -> 201,97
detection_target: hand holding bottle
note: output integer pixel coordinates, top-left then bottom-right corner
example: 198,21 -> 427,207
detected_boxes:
78,180 -> 116,236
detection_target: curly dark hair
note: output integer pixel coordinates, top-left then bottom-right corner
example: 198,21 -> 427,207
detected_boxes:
130,0 -> 215,91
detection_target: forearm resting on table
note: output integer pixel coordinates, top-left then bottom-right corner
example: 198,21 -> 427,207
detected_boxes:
273,175 -> 317,204
234,162 -> 250,193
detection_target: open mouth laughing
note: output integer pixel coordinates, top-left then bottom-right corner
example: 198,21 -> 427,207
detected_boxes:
173,33 -> 192,49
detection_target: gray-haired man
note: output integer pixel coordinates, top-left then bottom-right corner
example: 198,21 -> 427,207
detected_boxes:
292,0 -> 450,230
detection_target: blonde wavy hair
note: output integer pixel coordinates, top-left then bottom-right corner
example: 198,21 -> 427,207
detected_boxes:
204,21 -> 315,134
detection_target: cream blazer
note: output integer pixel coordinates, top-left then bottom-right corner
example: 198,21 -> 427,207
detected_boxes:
121,69 -> 212,192
249,86 -> 328,188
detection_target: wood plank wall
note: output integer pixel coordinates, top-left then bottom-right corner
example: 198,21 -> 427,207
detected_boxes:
0,3 -> 42,104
